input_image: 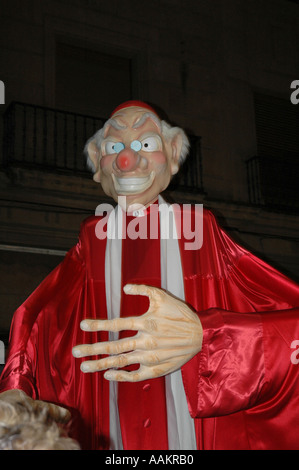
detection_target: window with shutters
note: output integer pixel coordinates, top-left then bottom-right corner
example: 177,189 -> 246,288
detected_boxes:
247,93 -> 299,213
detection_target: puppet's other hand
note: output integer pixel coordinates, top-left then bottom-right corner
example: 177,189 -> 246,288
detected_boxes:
0,389 -> 71,424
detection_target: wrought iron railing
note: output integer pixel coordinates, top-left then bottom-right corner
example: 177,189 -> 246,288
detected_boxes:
2,101 -> 105,174
169,134 -> 203,193
247,154 -> 299,213
2,101 -> 203,192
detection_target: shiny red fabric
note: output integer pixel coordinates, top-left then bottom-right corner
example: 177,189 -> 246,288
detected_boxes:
1,207 -> 299,449
117,207 -> 169,449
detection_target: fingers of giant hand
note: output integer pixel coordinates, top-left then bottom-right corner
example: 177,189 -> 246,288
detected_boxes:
124,283 -> 164,306
103,364 -> 168,382
72,335 -> 141,358
72,329 -> 198,359
80,351 -> 142,373
80,315 -> 143,333
124,283 -> 155,298
79,346 -> 192,374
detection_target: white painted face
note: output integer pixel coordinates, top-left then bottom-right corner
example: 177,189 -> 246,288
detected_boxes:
88,106 -> 181,211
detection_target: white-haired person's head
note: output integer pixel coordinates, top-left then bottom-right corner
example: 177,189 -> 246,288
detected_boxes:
0,390 -> 80,450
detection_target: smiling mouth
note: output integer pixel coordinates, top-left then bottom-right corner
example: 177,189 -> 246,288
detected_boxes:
112,172 -> 155,195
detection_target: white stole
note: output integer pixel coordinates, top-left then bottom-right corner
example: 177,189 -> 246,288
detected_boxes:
105,196 -> 196,450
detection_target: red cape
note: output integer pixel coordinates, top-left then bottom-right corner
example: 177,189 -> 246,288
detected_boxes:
1,207 -> 299,449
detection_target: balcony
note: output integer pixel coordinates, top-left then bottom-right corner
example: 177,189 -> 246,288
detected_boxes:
2,101 -> 203,193
247,154 -> 299,214
2,102 -> 105,175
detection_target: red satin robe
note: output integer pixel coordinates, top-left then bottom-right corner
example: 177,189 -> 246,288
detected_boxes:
1,206 -> 299,450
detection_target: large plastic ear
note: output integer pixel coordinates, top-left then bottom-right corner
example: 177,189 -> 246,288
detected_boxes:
86,140 -> 101,183
170,131 -> 183,176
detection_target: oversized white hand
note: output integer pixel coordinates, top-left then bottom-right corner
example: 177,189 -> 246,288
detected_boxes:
72,284 -> 203,382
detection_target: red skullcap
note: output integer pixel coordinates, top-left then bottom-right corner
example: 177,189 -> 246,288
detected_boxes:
110,100 -> 159,117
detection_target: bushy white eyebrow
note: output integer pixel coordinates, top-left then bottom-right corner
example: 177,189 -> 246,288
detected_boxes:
103,117 -> 126,131
132,112 -> 162,131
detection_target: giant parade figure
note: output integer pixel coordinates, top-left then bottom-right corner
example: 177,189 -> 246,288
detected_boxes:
1,101 -> 299,450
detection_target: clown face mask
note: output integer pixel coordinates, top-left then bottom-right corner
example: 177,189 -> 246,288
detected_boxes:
85,101 -> 188,211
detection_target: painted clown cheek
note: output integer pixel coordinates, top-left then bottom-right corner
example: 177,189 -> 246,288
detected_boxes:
100,155 -> 112,170
149,152 -> 170,176
150,151 -> 167,168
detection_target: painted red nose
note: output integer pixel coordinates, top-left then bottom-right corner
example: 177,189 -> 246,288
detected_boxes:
115,149 -> 139,172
